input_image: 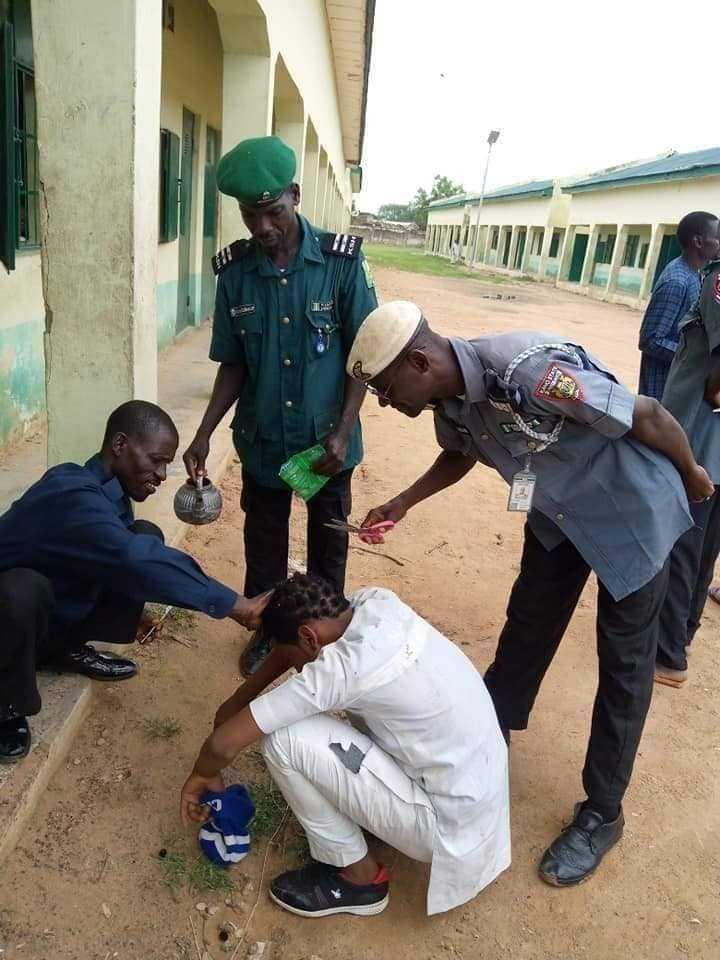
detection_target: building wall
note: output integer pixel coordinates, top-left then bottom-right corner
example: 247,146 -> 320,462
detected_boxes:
0,0 -> 364,450
261,0 -> 352,212
567,176 -> 720,225
475,194 -> 552,228
158,0 -> 223,349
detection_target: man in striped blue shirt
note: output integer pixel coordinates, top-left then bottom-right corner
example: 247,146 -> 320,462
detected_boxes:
638,212 -> 720,399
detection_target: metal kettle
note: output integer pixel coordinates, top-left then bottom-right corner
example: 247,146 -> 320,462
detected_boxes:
173,476 -> 223,525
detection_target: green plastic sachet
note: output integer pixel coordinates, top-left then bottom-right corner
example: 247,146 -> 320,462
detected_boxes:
278,444 -> 330,501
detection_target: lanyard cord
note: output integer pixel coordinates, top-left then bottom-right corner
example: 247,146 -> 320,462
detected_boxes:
487,342 -> 583,452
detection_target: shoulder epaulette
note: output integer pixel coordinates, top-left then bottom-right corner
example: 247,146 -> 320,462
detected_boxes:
320,232 -> 363,259
212,239 -> 251,276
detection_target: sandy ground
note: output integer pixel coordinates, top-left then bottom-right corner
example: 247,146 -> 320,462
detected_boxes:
1,268 -> 719,960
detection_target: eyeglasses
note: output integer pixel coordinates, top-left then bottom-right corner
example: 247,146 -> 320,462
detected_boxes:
365,369 -> 398,402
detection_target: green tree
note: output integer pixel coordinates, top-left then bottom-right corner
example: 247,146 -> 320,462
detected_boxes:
413,175 -> 464,228
375,175 -> 465,229
429,174 -> 464,203
377,202 -> 414,222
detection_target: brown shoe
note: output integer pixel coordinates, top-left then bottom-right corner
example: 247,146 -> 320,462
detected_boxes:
654,664 -> 688,688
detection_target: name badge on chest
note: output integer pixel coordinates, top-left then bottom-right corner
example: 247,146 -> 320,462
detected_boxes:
508,456 -> 537,513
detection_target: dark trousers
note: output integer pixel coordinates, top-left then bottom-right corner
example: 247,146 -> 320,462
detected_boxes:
484,524 -> 668,814
0,520 -> 162,718
657,487 -> 720,671
240,468 -> 353,597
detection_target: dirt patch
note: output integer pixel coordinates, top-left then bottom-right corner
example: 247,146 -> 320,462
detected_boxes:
1,269 -> 718,960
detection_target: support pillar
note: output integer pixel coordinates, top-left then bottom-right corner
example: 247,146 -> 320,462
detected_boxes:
33,0 -> 162,465
557,225 -> 577,281
640,224 -> 665,300
520,227 -> 533,272
508,225 -> 520,271
275,108 -> 306,198
606,224 -> 629,294
580,224 -> 600,286
301,127 -> 320,221
538,225 -> 553,280
483,225 -> 494,264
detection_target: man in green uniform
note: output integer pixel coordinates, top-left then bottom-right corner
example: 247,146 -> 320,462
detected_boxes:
183,136 -> 378,675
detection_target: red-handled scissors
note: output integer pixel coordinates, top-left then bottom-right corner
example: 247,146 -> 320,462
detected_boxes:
323,519 -> 396,541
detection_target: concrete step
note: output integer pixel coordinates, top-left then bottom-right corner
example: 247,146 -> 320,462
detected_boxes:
0,673 -> 92,861
0,322 -> 236,865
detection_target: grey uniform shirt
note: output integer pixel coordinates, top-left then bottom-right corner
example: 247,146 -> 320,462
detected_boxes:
662,261 -> 720,484
434,332 -> 692,601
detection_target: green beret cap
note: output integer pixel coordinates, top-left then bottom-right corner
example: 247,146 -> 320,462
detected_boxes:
216,136 -> 297,205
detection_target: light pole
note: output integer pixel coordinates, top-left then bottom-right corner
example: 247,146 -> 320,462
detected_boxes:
468,129 -> 500,268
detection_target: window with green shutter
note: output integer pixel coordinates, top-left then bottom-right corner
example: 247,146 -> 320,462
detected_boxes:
622,234 -> 640,267
0,0 -> 39,272
638,241 -> 649,270
159,127 -> 180,243
548,229 -> 561,258
0,18 -> 15,271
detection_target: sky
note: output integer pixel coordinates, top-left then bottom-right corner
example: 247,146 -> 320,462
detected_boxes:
356,0 -> 713,213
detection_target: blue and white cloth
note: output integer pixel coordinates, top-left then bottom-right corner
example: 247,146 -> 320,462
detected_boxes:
198,784 -> 255,866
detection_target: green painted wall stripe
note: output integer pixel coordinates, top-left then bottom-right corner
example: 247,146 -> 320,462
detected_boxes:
0,316 -> 46,445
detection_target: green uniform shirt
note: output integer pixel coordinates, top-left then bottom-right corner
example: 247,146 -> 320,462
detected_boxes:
209,216 -> 378,488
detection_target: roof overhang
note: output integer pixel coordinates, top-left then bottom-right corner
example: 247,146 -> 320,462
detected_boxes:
325,0 -> 375,166
564,165 -> 720,194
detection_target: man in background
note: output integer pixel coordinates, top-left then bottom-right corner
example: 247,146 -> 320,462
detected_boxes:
637,211 -> 719,399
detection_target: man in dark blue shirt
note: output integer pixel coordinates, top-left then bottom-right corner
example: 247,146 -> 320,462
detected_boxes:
0,401 -> 266,762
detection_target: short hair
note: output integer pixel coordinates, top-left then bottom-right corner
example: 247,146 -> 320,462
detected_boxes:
676,211 -> 718,249
262,573 -> 350,645
102,400 -> 178,447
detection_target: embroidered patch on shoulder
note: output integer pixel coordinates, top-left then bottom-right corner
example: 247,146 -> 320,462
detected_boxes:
535,363 -> 584,402
713,272 -> 720,303
230,304 -> 255,318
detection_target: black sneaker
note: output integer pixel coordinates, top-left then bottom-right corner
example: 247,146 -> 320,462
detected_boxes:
539,803 -> 624,886
0,716 -> 31,763
239,626 -> 273,678
270,862 -> 389,917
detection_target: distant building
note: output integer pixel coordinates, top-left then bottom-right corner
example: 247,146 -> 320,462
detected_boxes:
426,147 -> 720,308
352,212 -> 424,246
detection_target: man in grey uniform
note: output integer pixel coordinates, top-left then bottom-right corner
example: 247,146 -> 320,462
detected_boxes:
656,257 -> 720,686
350,300 -> 713,887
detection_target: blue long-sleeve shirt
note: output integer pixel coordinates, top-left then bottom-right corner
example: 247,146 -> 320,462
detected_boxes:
638,256 -> 700,399
0,454 -> 237,631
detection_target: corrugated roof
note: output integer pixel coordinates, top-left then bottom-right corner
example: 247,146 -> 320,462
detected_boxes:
428,178 -> 553,210
483,178 -> 553,202
427,193 -> 475,210
564,147 -> 720,193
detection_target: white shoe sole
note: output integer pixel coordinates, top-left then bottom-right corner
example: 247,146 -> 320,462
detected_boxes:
269,889 -> 389,918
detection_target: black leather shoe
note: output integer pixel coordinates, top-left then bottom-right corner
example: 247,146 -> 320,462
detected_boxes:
0,716 -> 31,763
539,803 -> 624,886
52,644 -> 137,681
239,627 -> 273,678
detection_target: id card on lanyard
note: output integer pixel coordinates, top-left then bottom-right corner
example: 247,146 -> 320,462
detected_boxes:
508,457 -> 536,512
